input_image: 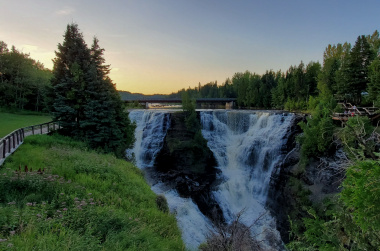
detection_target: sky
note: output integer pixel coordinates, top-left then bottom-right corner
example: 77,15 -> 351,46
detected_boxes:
1,0 -> 380,94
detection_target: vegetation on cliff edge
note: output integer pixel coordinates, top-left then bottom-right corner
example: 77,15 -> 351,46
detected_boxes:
0,134 -> 184,250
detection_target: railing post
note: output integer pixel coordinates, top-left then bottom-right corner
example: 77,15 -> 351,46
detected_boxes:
32,125 -> 34,135
22,128 -> 25,142
40,124 -> 43,134
8,137 -> 11,153
2,139 -> 6,158
13,133 -> 15,149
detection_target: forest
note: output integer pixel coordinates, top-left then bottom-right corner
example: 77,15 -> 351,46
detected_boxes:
168,31 -> 380,111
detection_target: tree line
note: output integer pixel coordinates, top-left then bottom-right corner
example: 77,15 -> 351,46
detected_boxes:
0,42 -> 52,112
170,30 -> 380,110
0,24 -> 134,157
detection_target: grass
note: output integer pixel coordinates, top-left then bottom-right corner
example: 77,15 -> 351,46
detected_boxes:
0,134 -> 185,250
0,112 -> 52,138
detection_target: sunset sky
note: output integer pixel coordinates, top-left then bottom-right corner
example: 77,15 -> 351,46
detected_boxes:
1,0 -> 380,94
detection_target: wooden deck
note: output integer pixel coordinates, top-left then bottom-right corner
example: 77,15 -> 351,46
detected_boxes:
333,103 -> 379,122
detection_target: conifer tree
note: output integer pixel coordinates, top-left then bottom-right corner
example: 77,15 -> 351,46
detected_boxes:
51,23 -> 92,136
346,35 -> 375,103
82,37 -> 134,156
52,24 -> 134,157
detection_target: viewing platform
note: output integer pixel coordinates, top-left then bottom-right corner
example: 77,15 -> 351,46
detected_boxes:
332,103 -> 379,122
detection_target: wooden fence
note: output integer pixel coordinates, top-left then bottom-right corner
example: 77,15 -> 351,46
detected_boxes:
0,121 -> 60,166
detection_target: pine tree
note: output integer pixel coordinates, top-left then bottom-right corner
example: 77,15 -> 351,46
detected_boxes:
52,24 -> 134,157
51,23 -> 92,136
82,37 -> 135,156
346,35 -> 375,103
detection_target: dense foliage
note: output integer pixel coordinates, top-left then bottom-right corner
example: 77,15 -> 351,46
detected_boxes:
51,24 -> 134,157
0,41 -> 52,112
168,31 -> 380,112
0,134 -> 184,250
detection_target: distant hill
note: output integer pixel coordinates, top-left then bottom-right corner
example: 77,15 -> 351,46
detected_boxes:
118,91 -> 170,100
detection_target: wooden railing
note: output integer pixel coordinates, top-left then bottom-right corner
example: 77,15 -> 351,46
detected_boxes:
0,121 -> 61,166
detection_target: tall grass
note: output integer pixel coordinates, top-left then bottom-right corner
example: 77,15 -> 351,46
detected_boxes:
0,134 -> 184,250
0,112 -> 52,138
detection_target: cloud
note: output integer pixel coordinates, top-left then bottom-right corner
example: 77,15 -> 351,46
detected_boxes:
55,7 -> 75,16
21,44 -> 38,52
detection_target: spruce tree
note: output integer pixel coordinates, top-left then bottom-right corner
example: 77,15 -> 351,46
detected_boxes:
51,23 -> 92,136
52,24 -> 134,157
346,35 -> 375,103
82,37 -> 134,156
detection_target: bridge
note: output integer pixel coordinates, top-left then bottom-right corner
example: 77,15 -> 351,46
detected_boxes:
124,98 -> 237,109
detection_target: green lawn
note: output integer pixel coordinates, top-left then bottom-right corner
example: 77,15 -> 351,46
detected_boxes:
0,134 -> 185,250
0,112 -> 52,138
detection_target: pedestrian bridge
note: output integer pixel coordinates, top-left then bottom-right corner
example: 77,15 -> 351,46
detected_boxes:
124,98 -> 237,109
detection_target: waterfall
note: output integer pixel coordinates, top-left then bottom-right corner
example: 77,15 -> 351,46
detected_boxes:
200,110 -> 294,249
127,110 -> 171,168
128,110 -> 213,250
127,109 -> 295,250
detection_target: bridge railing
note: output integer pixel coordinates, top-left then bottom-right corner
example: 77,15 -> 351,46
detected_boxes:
0,121 -> 61,166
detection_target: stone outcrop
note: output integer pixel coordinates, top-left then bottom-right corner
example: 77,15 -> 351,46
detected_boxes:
154,112 -> 223,221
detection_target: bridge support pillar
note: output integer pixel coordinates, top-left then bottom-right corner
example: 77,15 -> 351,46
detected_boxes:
145,102 -> 149,109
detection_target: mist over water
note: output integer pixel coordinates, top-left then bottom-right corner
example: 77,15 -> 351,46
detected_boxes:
128,109 -> 294,250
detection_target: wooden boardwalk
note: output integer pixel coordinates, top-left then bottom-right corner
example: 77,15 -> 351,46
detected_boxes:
332,103 -> 379,122
0,122 -> 60,166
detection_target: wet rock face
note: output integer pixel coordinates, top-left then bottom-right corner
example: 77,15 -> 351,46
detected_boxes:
154,112 -> 223,221
266,114 -> 305,243
267,114 -> 347,244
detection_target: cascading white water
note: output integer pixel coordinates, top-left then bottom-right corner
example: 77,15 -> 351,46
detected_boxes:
200,110 -> 294,249
127,110 -> 171,168
127,110 -> 213,250
127,109 -> 294,250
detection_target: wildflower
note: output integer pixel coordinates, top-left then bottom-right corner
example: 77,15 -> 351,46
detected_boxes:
88,193 -> 92,195
26,202 -> 32,206
63,208 -> 68,211
67,180 -> 72,183
7,243 -> 13,248
56,210 -> 61,213
90,202 -> 95,205
0,239 -> 7,242
9,231 -> 15,236
7,201 -> 16,205
60,193 -> 64,195
89,198 -> 94,201
36,214 -> 41,218
42,202 -> 46,205
74,197 -> 79,201
3,173 -> 6,176
61,202 -> 66,205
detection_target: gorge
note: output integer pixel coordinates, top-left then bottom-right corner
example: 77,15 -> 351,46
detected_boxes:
127,109 -> 303,250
